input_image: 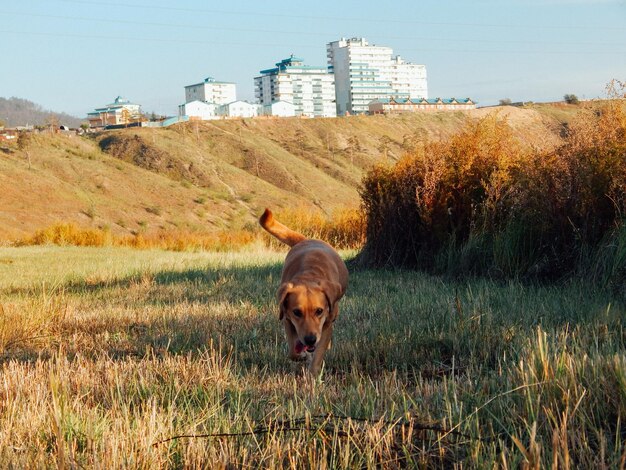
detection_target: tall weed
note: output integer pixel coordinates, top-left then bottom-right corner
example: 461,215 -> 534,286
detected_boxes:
359,98 -> 626,286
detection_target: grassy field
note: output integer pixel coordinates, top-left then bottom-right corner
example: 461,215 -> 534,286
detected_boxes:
0,246 -> 624,468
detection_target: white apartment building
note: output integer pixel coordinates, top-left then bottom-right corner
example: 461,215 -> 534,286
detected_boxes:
327,37 -> 428,115
261,101 -> 296,117
254,55 -> 336,118
184,77 -> 236,105
218,100 -> 258,118
391,56 -> 428,101
178,100 -> 219,120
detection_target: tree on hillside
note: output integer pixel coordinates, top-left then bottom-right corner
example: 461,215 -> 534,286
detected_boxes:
17,131 -> 33,169
243,148 -> 262,177
605,79 -> 626,99
45,115 -> 59,134
499,98 -> 512,106
402,129 -> 427,153
346,135 -> 362,166
378,135 -> 393,162
564,94 -> 580,105
324,131 -> 336,161
294,128 -> 307,154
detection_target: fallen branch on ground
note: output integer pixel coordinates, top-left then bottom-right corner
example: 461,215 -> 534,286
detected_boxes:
151,412 -> 493,447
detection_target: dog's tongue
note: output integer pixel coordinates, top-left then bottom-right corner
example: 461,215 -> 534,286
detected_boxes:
295,340 -> 315,353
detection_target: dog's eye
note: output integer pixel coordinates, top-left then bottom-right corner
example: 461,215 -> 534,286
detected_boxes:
315,308 -> 324,316
293,309 -> 303,318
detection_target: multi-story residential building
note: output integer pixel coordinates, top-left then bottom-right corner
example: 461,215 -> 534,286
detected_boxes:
390,56 -> 428,101
87,96 -> 143,128
254,55 -> 336,118
327,37 -> 428,115
184,77 -> 236,105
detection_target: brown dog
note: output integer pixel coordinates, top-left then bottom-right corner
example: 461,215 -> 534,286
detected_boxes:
260,209 -> 348,375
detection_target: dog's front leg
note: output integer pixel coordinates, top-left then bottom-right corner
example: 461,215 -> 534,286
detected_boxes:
309,325 -> 333,376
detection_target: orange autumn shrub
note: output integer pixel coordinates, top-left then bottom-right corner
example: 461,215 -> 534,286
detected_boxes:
359,100 -> 626,284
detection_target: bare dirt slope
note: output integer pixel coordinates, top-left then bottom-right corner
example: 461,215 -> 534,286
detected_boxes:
0,103 -> 582,239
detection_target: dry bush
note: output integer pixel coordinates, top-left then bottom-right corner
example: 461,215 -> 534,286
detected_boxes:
14,207 -> 365,252
262,206 -> 366,250
20,223 -> 114,247
15,223 -> 257,252
117,230 -> 258,252
360,114 -> 526,269
359,97 -> 626,284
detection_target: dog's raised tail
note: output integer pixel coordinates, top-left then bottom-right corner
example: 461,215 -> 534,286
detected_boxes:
259,209 -> 307,247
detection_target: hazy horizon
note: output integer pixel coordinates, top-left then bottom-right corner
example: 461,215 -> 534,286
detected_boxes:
2,0 -> 625,117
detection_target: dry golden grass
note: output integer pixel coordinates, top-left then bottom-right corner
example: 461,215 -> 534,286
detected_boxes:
15,205 -> 366,252
0,246 -> 624,468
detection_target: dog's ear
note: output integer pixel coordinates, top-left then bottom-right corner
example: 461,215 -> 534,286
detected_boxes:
320,280 -> 344,321
277,282 -> 294,320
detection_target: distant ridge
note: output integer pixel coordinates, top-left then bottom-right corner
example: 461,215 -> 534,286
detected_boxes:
0,97 -> 84,128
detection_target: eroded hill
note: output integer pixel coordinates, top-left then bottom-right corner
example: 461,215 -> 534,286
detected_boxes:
0,103 -> 583,239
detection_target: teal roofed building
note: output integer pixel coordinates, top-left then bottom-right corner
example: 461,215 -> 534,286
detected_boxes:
254,55 -> 336,118
87,96 -> 143,128
368,97 -> 476,115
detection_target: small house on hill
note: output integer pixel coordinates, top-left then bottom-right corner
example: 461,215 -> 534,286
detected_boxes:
218,100 -> 258,118
178,100 -> 219,120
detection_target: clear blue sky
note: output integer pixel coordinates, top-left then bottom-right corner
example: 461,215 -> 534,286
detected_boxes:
1,0 -> 625,117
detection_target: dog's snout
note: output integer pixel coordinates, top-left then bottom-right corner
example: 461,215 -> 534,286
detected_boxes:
303,334 -> 317,346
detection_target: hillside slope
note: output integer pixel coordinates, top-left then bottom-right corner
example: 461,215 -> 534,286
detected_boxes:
0,103 -> 583,239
